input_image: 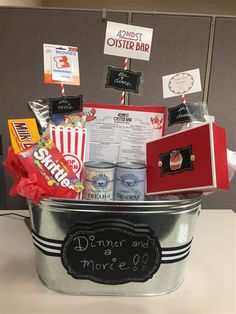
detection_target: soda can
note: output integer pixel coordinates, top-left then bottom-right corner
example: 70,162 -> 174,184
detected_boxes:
115,162 -> 146,201
82,161 -> 115,201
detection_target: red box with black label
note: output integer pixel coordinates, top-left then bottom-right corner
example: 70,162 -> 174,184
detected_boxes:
146,123 -> 229,195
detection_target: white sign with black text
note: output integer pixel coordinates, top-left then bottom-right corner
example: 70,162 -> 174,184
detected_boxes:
104,21 -> 153,61
162,69 -> 202,99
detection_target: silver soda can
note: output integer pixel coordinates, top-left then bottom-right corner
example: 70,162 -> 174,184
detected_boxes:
82,161 -> 115,201
115,162 -> 146,201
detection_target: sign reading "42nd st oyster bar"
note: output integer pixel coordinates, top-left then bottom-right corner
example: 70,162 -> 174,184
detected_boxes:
104,22 -> 153,61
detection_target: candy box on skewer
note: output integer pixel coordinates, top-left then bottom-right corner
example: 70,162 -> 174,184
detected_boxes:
146,122 -> 229,195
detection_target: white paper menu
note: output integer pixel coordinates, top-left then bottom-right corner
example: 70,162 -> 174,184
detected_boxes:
83,104 -> 167,164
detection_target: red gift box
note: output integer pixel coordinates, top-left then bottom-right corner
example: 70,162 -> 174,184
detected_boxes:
146,122 -> 229,195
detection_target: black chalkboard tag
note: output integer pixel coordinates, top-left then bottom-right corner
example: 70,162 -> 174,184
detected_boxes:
159,145 -> 194,176
61,220 -> 161,285
105,67 -> 141,94
168,103 -> 205,126
49,95 -> 83,116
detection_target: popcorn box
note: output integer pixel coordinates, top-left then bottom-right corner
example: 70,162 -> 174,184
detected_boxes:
8,118 -> 41,153
49,125 -> 87,182
146,122 -> 229,194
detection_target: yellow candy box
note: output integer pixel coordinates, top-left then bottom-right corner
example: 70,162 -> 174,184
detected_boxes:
8,118 -> 40,153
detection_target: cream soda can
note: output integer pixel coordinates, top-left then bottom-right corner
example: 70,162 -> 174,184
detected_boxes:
82,161 -> 115,201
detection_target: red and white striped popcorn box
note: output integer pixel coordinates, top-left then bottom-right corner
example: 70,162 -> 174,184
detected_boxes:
49,125 -> 87,182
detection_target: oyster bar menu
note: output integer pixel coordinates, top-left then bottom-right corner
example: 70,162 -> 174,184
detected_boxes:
83,104 -> 167,163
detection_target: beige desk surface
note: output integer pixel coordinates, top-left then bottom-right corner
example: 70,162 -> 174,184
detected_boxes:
0,209 -> 235,314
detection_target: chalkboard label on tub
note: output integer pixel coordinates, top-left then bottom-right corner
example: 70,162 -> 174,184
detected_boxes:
61,221 -> 161,285
105,67 -> 141,94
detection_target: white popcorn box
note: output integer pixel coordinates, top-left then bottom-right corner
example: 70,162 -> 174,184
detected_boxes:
49,125 -> 87,182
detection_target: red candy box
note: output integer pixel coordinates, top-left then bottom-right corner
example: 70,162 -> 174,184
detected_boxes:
146,122 -> 230,195
18,137 -> 84,193
3,137 -> 84,204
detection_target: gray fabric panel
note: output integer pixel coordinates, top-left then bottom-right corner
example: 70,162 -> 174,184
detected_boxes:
0,7 -> 128,209
203,17 -> 236,209
129,14 -> 211,110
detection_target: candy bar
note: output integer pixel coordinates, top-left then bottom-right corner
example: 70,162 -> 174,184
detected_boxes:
8,118 -> 41,153
28,96 -> 83,131
28,99 -> 50,132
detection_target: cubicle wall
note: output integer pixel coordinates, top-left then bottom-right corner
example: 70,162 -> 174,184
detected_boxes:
129,13 -> 211,107
0,7 -> 235,209
201,17 -> 236,209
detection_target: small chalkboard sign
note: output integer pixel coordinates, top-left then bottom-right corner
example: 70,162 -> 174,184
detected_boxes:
49,95 -> 83,116
168,103 -> 205,126
105,67 -> 141,93
160,145 -> 194,176
61,220 -> 161,285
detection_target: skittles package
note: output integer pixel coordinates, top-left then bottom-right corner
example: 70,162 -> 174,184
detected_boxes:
17,137 -> 84,194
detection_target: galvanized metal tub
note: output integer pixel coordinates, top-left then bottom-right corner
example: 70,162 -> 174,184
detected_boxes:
28,194 -> 201,296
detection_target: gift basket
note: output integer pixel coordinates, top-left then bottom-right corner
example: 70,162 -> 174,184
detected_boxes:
4,92 -> 233,296
3,38 -> 234,296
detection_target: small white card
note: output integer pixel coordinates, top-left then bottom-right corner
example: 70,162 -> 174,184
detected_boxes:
43,44 -> 80,85
162,69 -> 202,99
51,49 -> 73,82
104,21 -> 153,61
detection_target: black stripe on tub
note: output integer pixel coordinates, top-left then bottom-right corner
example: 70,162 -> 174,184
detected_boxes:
32,229 -> 63,244
33,242 -> 61,257
161,238 -> 192,251
31,231 -> 192,263
162,246 -> 190,258
31,230 -> 193,249
32,234 -> 62,250
32,240 -> 191,263
161,252 -> 190,264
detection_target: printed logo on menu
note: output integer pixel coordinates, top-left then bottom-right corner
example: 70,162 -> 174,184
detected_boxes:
113,113 -> 132,123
